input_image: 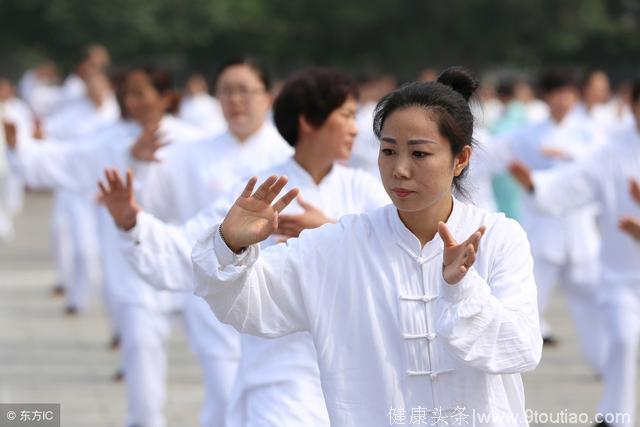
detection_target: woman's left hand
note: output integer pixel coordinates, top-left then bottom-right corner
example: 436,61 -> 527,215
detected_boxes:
438,222 -> 486,284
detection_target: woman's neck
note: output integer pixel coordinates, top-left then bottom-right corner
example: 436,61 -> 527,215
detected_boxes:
230,123 -> 263,143
398,193 -> 454,247
292,146 -> 334,185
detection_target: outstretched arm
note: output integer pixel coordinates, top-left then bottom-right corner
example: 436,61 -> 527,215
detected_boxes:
98,167 -> 214,292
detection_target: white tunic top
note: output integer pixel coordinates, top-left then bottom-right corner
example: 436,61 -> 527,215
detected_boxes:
532,126 -> 640,302
178,93 -> 226,137
192,198 -> 542,426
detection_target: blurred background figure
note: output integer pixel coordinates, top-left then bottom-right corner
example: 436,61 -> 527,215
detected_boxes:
0,77 -> 35,240
349,72 -> 395,178
178,73 -> 225,137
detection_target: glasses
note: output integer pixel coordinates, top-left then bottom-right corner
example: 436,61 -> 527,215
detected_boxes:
217,86 -> 266,99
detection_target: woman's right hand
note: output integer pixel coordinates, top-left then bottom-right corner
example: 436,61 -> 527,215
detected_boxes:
508,160 -> 534,192
220,175 -> 299,253
130,123 -> 167,162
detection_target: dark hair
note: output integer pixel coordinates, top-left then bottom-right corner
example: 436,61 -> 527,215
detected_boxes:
632,78 -> 640,105
373,66 -> 479,196
273,67 -> 358,146
213,56 -> 271,91
129,65 -> 179,115
538,69 -> 578,95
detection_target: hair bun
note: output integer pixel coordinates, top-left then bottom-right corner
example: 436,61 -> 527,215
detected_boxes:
437,66 -> 479,102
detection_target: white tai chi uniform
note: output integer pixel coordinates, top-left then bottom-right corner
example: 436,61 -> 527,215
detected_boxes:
126,123 -> 291,426
8,115 -> 206,427
350,101 -> 381,179
42,94 -> 120,309
178,93 -> 226,137
531,126 -> 640,427
192,197 -> 542,427
121,157 -> 388,426
492,107 -> 607,371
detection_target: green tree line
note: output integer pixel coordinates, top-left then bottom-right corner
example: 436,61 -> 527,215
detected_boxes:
1,0 -> 639,80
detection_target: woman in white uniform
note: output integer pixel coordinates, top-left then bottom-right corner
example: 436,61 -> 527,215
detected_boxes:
509,78 -> 640,427
191,67 -> 542,426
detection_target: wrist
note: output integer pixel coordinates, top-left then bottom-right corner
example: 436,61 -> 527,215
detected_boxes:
219,221 -> 246,254
120,206 -> 140,231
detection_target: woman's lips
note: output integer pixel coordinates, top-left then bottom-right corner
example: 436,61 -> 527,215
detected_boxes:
391,188 -> 414,198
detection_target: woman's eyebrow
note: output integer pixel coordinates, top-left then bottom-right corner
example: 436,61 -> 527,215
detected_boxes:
408,139 -> 436,145
381,137 -> 436,145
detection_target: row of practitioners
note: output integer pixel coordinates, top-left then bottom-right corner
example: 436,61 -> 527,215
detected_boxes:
2,60 -> 640,427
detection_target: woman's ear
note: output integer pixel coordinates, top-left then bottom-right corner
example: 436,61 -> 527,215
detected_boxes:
453,145 -> 472,177
298,114 -> 315,136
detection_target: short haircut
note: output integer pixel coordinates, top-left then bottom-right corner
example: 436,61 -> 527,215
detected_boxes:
273,67 -> 358,146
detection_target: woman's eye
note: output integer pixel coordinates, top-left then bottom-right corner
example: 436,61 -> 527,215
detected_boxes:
413,151 -> 430,158
381,148 -> 394,156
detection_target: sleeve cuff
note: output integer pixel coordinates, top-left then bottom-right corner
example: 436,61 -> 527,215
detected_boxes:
440,267 -> 488,304
118,211 -> 145,244
213,225 -> 251,267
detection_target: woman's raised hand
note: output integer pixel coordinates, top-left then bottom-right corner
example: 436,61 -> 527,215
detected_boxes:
220,175 -> 299,253
97,168 -> 140,231
130,123 -> 167,162
438,222 -> 486,285
508,160 -> 534,192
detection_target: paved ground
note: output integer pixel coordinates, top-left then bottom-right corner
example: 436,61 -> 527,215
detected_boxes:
0,191 -> 638,426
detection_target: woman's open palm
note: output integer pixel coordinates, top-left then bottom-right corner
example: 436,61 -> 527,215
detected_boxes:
220,175 -> 299,253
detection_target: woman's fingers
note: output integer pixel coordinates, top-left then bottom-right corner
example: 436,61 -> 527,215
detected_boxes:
437,222 -> 457,247
252,175 -> 279,200
273,188 -> 300,213
125,169 -> 134,192
630,178 -> 640,205
464,225 -> 486,251
240,177 -> 258,198
97,181 -> 109,197
264,176 -> 289,204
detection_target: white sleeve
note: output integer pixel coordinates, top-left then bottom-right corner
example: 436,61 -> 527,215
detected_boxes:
191,224 -> 316,338
531,148 -> 601,216
9,138 -> 87,191
436,218 -> 542,374
120,204 -> 225,292
9,137 -> 129,192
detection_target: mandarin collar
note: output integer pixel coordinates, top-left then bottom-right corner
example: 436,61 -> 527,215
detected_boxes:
389,196 -> 466,262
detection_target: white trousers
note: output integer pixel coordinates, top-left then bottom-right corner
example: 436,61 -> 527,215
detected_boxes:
121,304 -> 173,427
598,290 -> 640,427
230,381 -> 330,427
51,191 -> 102,310
534,256 -> 604,372
183,296 -> 240,426
121,303 -> 239,427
